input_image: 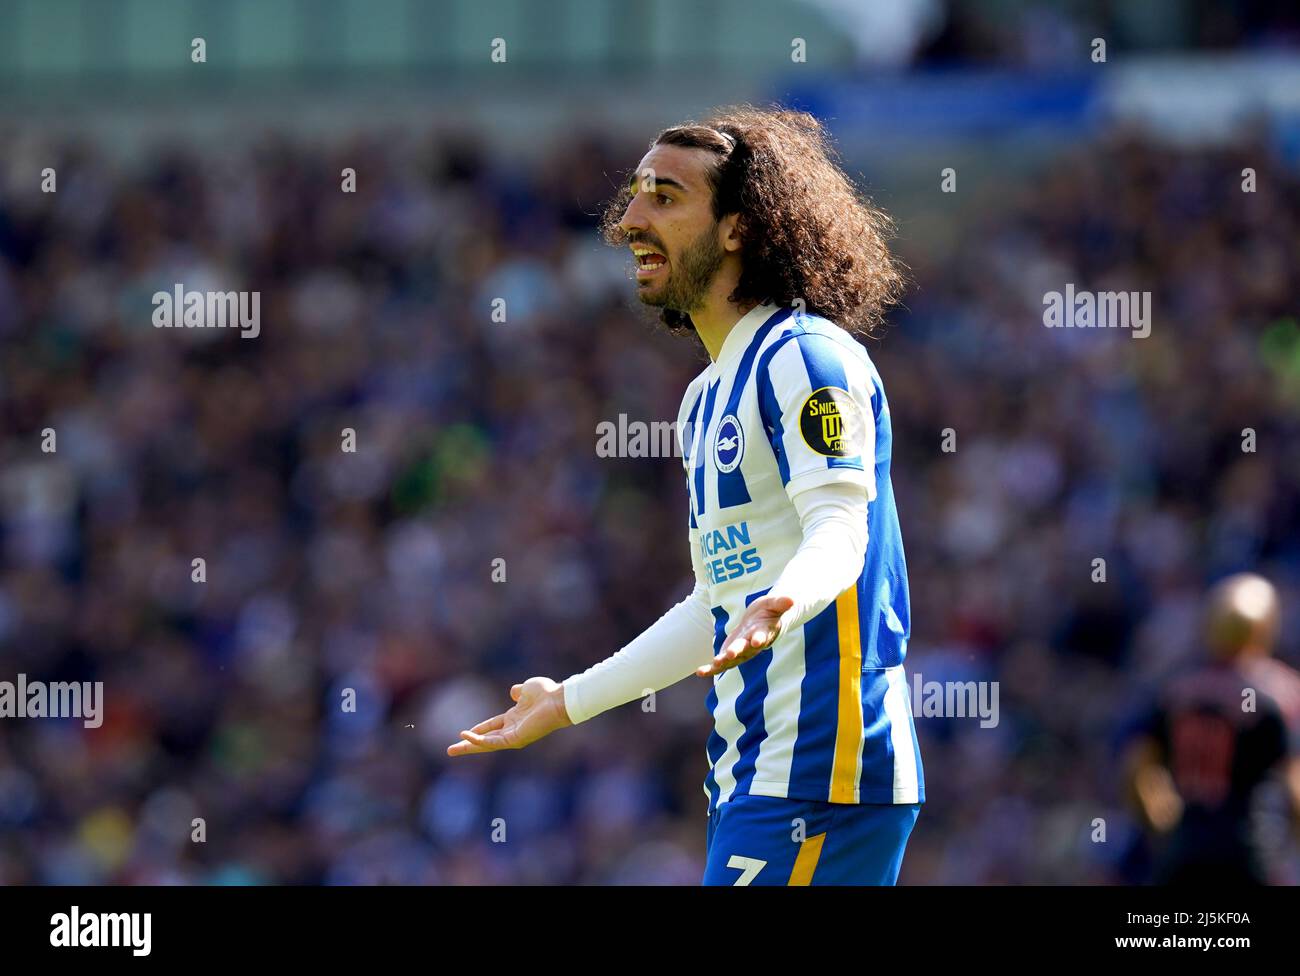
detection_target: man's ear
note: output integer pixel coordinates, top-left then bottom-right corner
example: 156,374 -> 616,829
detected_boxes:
719,213 -> 743,253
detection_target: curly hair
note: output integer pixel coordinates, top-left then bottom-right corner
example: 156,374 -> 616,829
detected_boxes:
601,105 -> 906,338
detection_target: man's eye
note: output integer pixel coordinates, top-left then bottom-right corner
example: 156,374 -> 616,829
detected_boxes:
657,193 -> 672,205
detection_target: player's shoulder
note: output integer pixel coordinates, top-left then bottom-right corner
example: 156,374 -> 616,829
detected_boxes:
757,309 -> 872,374
755,309 -> 879,404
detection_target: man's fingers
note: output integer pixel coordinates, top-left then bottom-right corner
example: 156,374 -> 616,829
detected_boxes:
510,684 -> 523,702
701,642 -> 743,673
697,612 -> 787,677
697,646 -> 757,677
722,625 -> 773,657
459,729 -> 510,751
713,652 -> 750,675
448,737 -> 488,756
469,713 -> 507,735
445,722 -> 515,756
697,656 -> 726,677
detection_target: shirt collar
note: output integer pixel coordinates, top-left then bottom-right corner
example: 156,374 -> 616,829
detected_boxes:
713,301 -> 780,370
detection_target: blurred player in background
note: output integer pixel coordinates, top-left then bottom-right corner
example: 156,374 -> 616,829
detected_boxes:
1124,573 -> 1300,884
449,107 -> 923,885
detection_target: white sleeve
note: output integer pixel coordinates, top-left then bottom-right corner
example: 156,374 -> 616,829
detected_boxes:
561,528 -> 715,725
768,481 -> 869,636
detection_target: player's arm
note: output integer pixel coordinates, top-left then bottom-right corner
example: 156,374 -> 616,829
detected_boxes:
1121,734 -> 1183,833
560,565 -> 716,721
448,383 -> 716,756
447,533 -> 716,756
701,330 -> 876,676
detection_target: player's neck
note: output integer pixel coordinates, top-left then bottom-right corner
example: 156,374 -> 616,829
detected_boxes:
690,275 -> 757,362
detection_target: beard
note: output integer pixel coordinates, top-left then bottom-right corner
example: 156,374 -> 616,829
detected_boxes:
636,222 -> 726,315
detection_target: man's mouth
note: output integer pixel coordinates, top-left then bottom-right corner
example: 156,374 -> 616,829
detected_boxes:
632,245 -> 669,280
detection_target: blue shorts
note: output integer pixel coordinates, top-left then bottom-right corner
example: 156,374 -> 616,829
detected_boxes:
703,794 -> 920,886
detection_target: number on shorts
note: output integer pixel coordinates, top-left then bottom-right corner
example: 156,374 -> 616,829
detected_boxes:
726,855 -> 767,886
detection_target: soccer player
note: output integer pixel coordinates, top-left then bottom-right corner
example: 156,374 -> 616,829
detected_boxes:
1124,573 -> 1300,885
448,107 -> 923,885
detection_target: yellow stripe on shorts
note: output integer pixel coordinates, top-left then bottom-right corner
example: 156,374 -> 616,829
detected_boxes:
788,832 -> 827,886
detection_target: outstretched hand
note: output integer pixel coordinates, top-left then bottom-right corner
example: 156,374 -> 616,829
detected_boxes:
696,594 -> 795,678
446,676 -> 572,756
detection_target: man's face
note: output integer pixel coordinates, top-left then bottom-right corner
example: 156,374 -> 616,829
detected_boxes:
616,144 -> 726,314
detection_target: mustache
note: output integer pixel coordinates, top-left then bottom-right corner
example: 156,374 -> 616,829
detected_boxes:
627,234 -> 667,252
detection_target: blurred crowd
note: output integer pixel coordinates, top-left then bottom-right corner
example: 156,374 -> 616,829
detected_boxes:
0,119 -> 1298,884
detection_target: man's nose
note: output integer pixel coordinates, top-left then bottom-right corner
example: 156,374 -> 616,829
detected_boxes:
619,195 -> 647,236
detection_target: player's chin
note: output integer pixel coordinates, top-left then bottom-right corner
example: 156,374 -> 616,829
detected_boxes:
636,285 -> 679,314
634,263 -> 670,291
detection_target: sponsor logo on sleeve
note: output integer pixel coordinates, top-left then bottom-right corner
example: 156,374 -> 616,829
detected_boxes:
799,387 -> 866,457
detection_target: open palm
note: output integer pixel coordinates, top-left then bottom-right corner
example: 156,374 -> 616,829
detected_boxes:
696,593 -> 795,677
446,676 -> 572,756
